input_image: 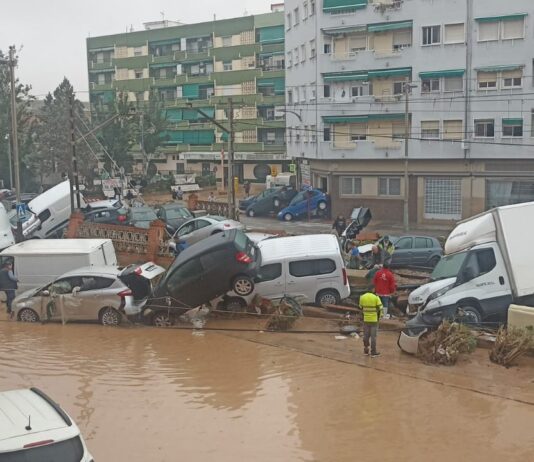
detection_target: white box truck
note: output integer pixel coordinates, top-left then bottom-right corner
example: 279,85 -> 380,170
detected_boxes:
0,239 -> 117,293
0,203 -> 15,251
400,202 -> 534,347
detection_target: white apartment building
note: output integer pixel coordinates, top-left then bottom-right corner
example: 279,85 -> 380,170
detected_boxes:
285,0 -> 534,225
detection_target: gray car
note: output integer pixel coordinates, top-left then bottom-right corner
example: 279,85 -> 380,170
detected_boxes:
13,263 -> 165,325
171,216 -> 244,246
389,235 -> 443,268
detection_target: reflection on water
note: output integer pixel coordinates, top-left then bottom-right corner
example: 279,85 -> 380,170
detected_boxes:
0,322 -> 533,462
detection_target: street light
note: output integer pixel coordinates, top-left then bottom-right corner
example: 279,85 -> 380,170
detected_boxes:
403,79 -> 418,233
4,134 -> 12,189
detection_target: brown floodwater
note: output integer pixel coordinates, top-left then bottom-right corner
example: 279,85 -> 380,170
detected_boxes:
1,321 -> 533,462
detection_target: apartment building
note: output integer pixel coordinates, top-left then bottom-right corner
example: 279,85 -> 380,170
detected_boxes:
86,12 -> 288,183
285,0 -> 534,225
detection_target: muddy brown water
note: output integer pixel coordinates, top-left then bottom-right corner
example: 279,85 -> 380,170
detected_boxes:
1,321 -> 533,462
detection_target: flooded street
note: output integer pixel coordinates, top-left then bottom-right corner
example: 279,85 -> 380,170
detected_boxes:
1,321 -> 533,462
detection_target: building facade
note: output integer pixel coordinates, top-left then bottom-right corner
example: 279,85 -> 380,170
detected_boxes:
285,0 -> 534,224
86,12 -> 288,183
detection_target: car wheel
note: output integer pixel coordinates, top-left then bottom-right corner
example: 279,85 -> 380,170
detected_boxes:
456,305 -> 482,325
316,289 -> 340,308
232,276 -> 254,296
283,212 -> 293,222
247,209 -> 255,217
224,297 -> 248,312
18,308 -> 39,323
100,307 -> 121,326
273,198 -> 281,208
429,256 -> 441,268
317,201 -> 327,211
152,311 -> 174,327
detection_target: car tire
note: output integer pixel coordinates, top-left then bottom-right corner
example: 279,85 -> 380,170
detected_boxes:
429,256 -> 441,268
224,297 -> 248,312
317,201 -> 327,211
456,305 -> 482,325
316,289 -> 340,308
283,212 -> 293,222
273,198 -> 281,208
247,209 -> 255,217
18,308 -> 40,323
232,276 -> 255,296
152,311 -> 174,327
100,307 -> 122,326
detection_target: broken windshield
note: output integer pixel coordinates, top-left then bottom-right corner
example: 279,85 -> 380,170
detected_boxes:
431,251 -> 468,281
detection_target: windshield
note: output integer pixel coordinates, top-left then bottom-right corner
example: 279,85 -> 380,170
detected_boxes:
289,191 -> 306,205
2,436 -> 84,462
8,209 -> 31,226
431,251 -> 468,280
209,216 -> 226,222
166,207 -> 192,219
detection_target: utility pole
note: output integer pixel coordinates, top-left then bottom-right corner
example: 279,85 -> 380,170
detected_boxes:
5,134 -> 13,189
403,78 -> 413,233
69,94 -> 81,210
8,46 -> 22,238
228,98 -> 236,219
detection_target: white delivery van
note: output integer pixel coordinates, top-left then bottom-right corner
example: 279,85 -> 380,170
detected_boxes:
402,202 -> 534,339
265,173 -> 296,189
222,234 -> 350,308
0,238 -> 117,293
21,180 -> 86,239
0,388 -> 93,461
0,203 -> 15,251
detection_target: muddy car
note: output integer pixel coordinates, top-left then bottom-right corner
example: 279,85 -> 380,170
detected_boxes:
145,229 -> 260,326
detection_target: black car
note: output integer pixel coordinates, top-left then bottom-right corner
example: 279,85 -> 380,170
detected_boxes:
245,187 -> 298,217
157,202 -> 194,233
127,206 -> 158,229
146,229 -> 260,326
83,206 -> 129,225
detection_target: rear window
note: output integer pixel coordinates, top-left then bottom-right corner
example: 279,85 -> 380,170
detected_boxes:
131,209 -> 157,220
1,436 -> 84,462
80,276 -> 114,291
289,259 -> 336,277
166,208 -> 193,219
234,230 -> 257,261
258,263 -> 282,282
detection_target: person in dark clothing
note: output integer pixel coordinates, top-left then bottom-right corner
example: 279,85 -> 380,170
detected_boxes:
244,181 -> 251,197
332,215 -> 347,236
0,261 -> 18,317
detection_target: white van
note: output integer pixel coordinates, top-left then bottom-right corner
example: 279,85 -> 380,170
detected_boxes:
0,388 -> 93,461
265,173 -> 296,189
0,239 -> 117,293
0,203 -> 15,251
223,234 -> 350,308
21,180 -> 86,239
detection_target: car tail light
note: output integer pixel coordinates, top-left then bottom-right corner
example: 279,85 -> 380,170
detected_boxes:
342,268 -> 348,286
235,251 -> 252,264
224,223 -> 231,228
24,440 -> 54,449
118,215 -> 127,222
134,267 -> 142,275
118,289 -> 132,298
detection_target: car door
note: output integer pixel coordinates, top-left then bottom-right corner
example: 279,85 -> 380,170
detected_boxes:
69,276 -> 116,321
165,257 -> 205,307
46,277 -> 78,320
192,219 -> 213,242
175,221 -> 196,245
254,262 -> 285,299
391,237 -> 413,266
200,248 -> 234,299
413,237 -> 434,266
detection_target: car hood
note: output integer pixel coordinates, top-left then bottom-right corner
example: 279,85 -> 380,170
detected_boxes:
408,277 -> 456,304
14,287 -> 41,303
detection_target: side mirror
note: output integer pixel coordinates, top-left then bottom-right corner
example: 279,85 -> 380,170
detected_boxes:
72,286 -> 81,296
41,290 -> 50,297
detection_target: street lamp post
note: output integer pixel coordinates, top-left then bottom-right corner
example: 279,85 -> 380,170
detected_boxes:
403,79 -> 417,233
4,134 -> 13,189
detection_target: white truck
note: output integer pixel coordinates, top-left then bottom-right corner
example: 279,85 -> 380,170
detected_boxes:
0,238 -> 117,293
400,202 -> 534,347
0,203 -> 15,251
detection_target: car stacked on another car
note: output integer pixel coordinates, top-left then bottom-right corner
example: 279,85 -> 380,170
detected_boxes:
157,202 -> 194,234
277,189 -> 328,221
245,187 -> 297,217
170,216 -> 243,246
127,206 -> 159,229
387,235 -> 443,268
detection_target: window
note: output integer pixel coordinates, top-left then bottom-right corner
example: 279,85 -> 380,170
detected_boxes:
310,0 -> 316,15
324,84 -> 331,98
379,177 -> 401,196
310,86 -> 316,100
287,90 -> 293,105
532,110 -> 534,137
176,163 -> 185,174
444,76 -> 463,92
444,23 -> 464,43
324,43 -> 332,54
341,177 -> 362,195
310,39 -> 316,58
294,47 -> 299,64
310,125 -> 317,142
301,44 -> 306,62
222,36 -> 232,47
287,51 -> 293,67
422,78 -> 440,93
502,119 -> 523,137
424,177 -> 462,220
421,121 -> 440,139
223,61 -> 232,71
134,70 -> 144,79
415,237 -> 434,249
324,127 -> 331,141
289,259 -> 336,277
422,25 -> 441,45
303,1 -> 309,19
4,436 -> 85,462
463,249 -> 496,280
393,29 -> 412,50
478,22 -> 499,41
294,7 -> 300,26
392,121 -> 405,139
350,123 -> 366,141
258,263 -> 282,282
393,82 -> 404,96
349,33 -> 367,52
486,179 -> 534,208
351,86 -> 364,97
474,119 -> 495,138
395,237 -> 413,250
302,86 -> 307,102
286,13 -> 292,30
80,276 -> 114,291
501,18 -> 525,40
134,46 -> 143,56
477,72 -> 497,90
502,70 -> 522,88
443,120 -> 463,141
135,92 -> 145,102
97,73 -> 106,85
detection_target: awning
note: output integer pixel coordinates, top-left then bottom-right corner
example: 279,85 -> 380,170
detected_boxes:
88,68 -> 115,74
88,46 -> 114,53
182,84 -> 199,99
475,13 -> 527,23
323,0 -> 367,13
149,38 -> 182,46
323,115 -> 368,124
367,21 -> 413,33
476,64 -> 524,72
257,77 -> 285,94
258,25 -> 284,44
149,62 -> 177,69
368,113 -> 404,121
322,25 -> 367,36
258,51 -> 285,58
419,69 -> 465,79
323,73 -> 368,82
368,67 -> 412,78
502,118 -> 523,126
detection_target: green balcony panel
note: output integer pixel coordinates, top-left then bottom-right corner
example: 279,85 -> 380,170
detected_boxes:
502,118 -> 523,126
475,64 -> 524,72
323,0 -> 367,13
254,11 -> 284,29
368,67 -> 412,78
212,44 -> 259,61
367,21 -> 413,33
213,69 -> 260,86
261,43 -> 285,54
150,62 -> 177,69
257,76 -> 285,95
91,91 -> 115,104
113,55 -> 150,69
419,69 -> 465,79
162,130 -> 215,145
258,25 -> 284,44
113,78 -> 151,92
323,72 -> 368,82
182,84 -> 200,99
475,13 -> 527,23
149,38 -> 181,46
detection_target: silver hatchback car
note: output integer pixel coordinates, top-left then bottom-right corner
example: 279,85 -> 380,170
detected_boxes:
13,262 -> 165,325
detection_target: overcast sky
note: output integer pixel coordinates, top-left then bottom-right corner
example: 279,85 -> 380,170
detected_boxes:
0,0 -> 276,100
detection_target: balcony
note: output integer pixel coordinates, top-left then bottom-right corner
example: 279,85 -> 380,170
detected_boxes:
91,82 -> 114,91
89,61 -> 114,71
152,77 -> 177,88
318,139 -> 404,159
321,47 -> 414,73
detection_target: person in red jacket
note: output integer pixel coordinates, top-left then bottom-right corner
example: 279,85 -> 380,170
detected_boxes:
372,262 -> 396,319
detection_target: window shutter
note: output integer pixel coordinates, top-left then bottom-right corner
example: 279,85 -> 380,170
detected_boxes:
478,71 -> 497,83
479,22 -> 499,41
444,23 -> 464,43
501,18 -> 524,39
443,120 -> 463,140
393,29 -> 412,46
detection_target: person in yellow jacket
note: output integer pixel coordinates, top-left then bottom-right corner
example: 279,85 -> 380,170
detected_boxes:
359,290 -> 384,357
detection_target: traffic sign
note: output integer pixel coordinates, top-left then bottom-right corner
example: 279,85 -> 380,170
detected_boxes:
289,163 -> 296,173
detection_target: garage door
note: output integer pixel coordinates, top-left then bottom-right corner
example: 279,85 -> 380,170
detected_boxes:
424,177 -> 462,220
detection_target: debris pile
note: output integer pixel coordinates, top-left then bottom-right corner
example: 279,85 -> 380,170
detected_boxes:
489,326 -> 533,368
265,297 -> 302,331
417,321 -> 477,365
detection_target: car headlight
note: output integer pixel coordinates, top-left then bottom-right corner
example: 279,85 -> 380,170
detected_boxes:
426,284 -> 454,303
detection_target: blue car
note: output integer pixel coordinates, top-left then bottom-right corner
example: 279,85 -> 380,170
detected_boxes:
277,189 -> 328,221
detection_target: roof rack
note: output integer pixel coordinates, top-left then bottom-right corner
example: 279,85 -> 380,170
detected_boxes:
30,388 -> 72,427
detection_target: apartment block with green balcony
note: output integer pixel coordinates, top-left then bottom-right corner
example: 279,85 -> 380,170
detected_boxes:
86,12 -> 289,183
